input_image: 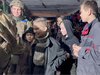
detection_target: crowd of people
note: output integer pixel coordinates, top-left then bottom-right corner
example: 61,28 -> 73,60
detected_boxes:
0,0 -> 100,75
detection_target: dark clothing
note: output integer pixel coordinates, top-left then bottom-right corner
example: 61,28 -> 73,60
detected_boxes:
33,65 -> 45,75
77,18 -> 100,75
56,27 -> 62,42
28,44 -> 36,74
16,28 -> 35,75
29,37 -> 67,75
60,20 -> 79,75
16,42 -> 31,75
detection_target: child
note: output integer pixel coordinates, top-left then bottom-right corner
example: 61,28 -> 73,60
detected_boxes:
16,27 -> 36,75
59,19 -> 79,75
73,0 -> 100,75
30,17 -> 67,75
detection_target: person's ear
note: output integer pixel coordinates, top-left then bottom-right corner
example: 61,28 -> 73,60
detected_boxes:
44,27 -> 47,31
88,9 -> 91,16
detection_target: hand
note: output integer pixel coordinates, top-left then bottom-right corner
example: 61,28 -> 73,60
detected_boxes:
67,53 -> 70,58
73,44 -> 81,57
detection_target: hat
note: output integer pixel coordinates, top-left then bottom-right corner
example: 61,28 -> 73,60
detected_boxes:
22,27 -> 35,41
10,0 -> 24,9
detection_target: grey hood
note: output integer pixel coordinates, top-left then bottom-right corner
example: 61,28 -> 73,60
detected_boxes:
62,19 -> 74,40
61,20 -> 79,59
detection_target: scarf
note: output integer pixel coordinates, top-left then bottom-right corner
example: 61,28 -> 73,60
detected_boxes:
33,32 -> 49,66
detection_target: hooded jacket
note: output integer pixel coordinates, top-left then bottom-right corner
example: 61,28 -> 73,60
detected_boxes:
22,27 -> 35,42
16,27 -> 36,74
61,20 -> 79,59
57,20 -> 80,74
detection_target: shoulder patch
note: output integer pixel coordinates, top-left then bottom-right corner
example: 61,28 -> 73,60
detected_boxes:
22,20 -> 27,22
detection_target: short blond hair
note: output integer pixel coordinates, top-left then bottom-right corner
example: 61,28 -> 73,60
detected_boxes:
33,17 -> 50,31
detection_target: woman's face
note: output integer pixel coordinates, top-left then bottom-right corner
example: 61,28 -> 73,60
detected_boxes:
33,22 -> 47,38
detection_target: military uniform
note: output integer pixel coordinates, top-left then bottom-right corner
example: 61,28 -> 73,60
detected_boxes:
9,0 -> 32,37
11,15 -> 32,37
7,0 -> 32,74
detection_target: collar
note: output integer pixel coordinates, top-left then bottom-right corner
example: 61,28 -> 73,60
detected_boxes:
91,18 -> 99,27
85,18 -> 98,30
82,18 -> 99,35
12,16 -> 24,22
46,37 -> 53,47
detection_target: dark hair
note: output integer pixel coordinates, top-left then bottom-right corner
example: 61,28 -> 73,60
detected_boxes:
56,15 -> 66,20
81,0 -> 98,17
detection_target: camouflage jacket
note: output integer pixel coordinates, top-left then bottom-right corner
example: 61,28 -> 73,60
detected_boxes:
16,19 -> 32,38
10,14 -> 32,38
0,9 -> 26,73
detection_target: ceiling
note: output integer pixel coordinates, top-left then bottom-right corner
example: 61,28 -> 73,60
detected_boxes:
6,0 -> 100,17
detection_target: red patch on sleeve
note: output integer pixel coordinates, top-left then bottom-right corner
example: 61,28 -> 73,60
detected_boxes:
82,29 -> 89,35
93,44 -> 95,49
87,49 -> 91,51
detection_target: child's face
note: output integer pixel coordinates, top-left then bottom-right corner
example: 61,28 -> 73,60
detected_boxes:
60,22 -> 68,37
33,22 -> 47,38
80,5 -> 88,22
25,33 -> 34,42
